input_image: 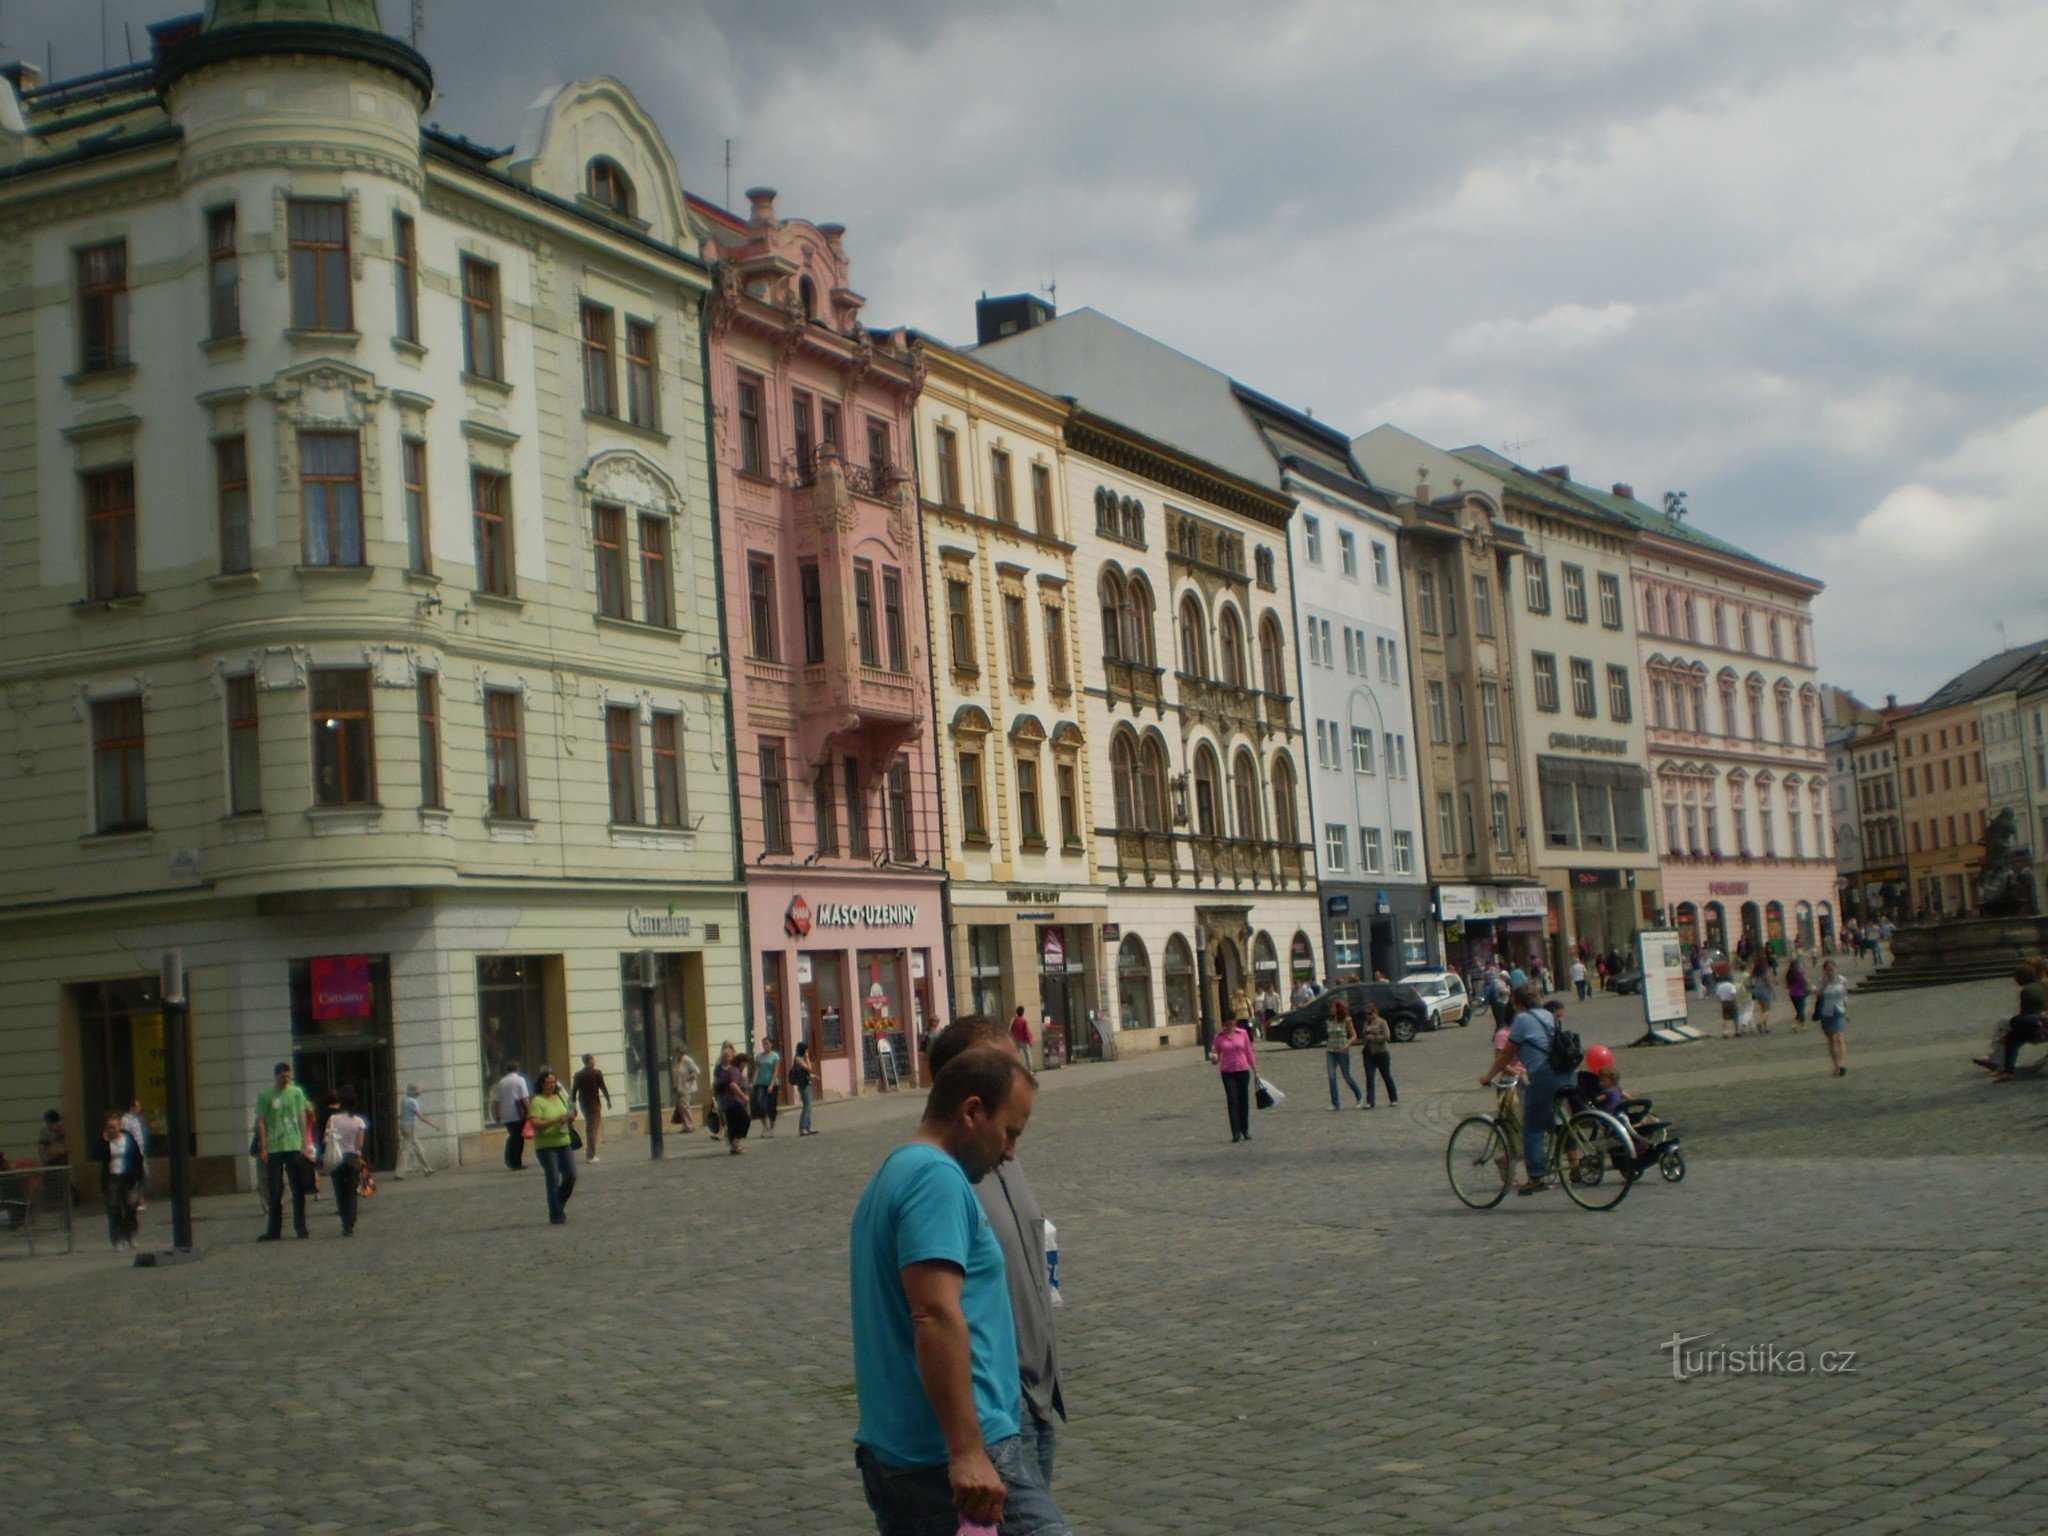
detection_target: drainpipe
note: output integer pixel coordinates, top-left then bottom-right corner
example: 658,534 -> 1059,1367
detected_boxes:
905,365 -> 962,1031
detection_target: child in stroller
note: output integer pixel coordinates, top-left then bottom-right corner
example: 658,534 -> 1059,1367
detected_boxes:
1577,1045 -> 1681,1177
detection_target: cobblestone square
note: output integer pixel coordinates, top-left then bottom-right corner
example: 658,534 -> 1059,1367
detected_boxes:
8,966 -> 2048,1535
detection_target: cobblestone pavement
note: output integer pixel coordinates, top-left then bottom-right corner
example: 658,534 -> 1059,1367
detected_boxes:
8,963 -> 2048,1535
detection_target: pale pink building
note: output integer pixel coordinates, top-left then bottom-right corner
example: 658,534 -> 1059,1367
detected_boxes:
700,190 -> 944,1096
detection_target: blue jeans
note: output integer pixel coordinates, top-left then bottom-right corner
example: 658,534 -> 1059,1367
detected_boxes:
1015,1407 -> 1057,1489
536,1144 -> 577,1221
798,1081 -> 814,1133
1325,1050 -> 1362,1106
857,1434 -> 1071,1536
1362,1050 -> 1396,1107
1520,1068 -> 1568,1182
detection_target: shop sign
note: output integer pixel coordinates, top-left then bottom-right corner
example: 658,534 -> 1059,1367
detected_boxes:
785,896 -> 813,938
815,901 -> 920,928
310,954 -> 372,1021
1102,923 -> 1121,942
1326,894 -> 1351,915
628,905 -> 695,938
1707,881 -> 1749,897
1012,910 -> 1055,922
1547,731 -> 1630,756
1438,885 -> 1550,921
1007,888 -> 1061,904
1570,869 -> 1622,889
1042,928 -> 1066,970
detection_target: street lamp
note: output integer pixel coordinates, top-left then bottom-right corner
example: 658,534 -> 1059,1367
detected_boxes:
158,950 -> 195,1253
637,949 -> 665,1160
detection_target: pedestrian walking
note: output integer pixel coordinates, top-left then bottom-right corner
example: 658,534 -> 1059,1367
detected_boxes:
395,1084 -> 438,1178
492,1061 -> 531,1170
323,1088 -> 368,1237
1717,974 -> 1742,1037
1815,960 -> 1850,1076
926,1017 -> 1066,1492
1010,1007 -> 1036,1072
1214,1001 -> 1259,1143
669,1046 -> 700,1133
254,1061 -> 317,1242
849,1047 -> 1068,1536
791,1040 -> 817,1136
1570,957 -> 1590,1001
1785,957 -> 1811,1027
1482,985 -> 1568,1195
752,1039 -> 783,1136
120,1097 -> 151,1210
715,1050 -> 753,1155
1358,1002 -> 1398,1108
1749,960 -> 1775,1033
571,1054 -> 611,1163
96,1109 -> 145,1249
526,1068 -> 578,1224
1323,998 -> 1364,1110
1292,976 -> 1317,1009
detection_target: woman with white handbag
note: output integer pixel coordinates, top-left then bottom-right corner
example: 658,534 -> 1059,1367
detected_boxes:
1214,995 -> 1260,1143
322,1088 -> 369,1238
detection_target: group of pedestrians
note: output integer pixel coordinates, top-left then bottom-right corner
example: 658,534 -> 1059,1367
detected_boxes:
1708,951 -> 1850,1073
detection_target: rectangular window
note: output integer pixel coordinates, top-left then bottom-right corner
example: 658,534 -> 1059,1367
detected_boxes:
1032,463 -> 1054,535
1393,829 -> 1414,874
1611,790 -> 1642,854
1003,591 -> 1031,682
735,373 -> 766,476
1597,571 -> 1622,629
853,562 -> 879,666
747,553 -> 778,661
593,505 -> 629,618
1057,762 -> 1081,848
392,212 -> 418,344
1324,822 -> 1348,871
991,447 -> 1015,524
289,200 -> 352,331
402,437 -> 430,575
1472,574 -> 1495,637
844,757 -> 868,857
1351,727 -> 1376,775
581,302 -> 617,416
626,320 -> 659,429
1561,564 -> 1587,622
416,674 -> 443,809
76,241 -> 133,374
887,759 -> 914,861
91,696 -> 147,832
812,762 -> 838,854
820,400 -> 843,455
1453,682 -> 1469,746
216,437 -> 252,575
650,711 -> 686,829
801,561 -> 826,663
484,688 -> 525,818
1491,789 -> 1512,853
1305,516 -> 1322,564
1533,652 -> 1560,713
1480,681 -> 1503,745
1607,664 -> 1632,722
1438,792 -> 1457,854
1541,778 -> 1577,849
1361,826 -> 1383,874
300,432 -> 364,567
866,417 -> 892,478
1044,603 -> 1070,690
1016,756 -> 1043,846
1524,556 -> 1550,614
932,426 -> 961,506
1569,658 -> 1597,718
957,749 -> 987,840
1372,541 -> 1390,588
226,674 -> 261,816
1461,791 -> 1477,855
605,705 -> 641,823
640,515 -> 673,629
759,737 -> 791,852
883,566 -> 908,672
207,207 -> 240,340
1426,680 -> 1448,743
1575,783 -> 1613,850
1339,529 -> 1357,576
310,668 -> 376,807
1416,569 -> 1440,633
471,469 -> 513,595
460,257 -> 501,379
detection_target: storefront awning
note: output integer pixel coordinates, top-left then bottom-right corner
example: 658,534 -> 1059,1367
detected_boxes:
1537,755 -> 1651,791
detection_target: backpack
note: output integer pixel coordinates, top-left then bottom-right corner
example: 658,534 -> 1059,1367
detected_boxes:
1540,1010 -> 1584,1075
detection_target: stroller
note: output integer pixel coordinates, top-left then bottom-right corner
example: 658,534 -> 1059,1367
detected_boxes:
1569,1059 -> 1686,1185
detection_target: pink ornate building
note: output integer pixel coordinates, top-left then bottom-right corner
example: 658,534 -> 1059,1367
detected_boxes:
700,190 -> 944,1096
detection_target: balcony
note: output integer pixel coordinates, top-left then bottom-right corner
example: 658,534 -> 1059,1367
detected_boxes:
1103,658 -> 1165,713
1187,833 -> 1316,891
1176,673 -> 1267,737
1261,691 -> 1294,734
1106,829 -> 1180,886
795,658 -> 926,770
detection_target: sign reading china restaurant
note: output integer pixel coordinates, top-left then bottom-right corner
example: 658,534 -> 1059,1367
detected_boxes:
787,895 -> 920,937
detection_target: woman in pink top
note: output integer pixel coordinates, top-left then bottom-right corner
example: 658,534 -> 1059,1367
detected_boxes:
1214,996 -> 1259,1143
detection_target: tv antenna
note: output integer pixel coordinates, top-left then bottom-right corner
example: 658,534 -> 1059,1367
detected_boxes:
1503,436 -> 1545,458
724,138 -> 733,209
410,0 -> 425,47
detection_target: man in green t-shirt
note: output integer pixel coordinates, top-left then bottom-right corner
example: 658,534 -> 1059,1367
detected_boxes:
255,1062 -> 316,1241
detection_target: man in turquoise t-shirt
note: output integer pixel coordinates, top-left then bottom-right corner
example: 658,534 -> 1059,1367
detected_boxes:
254,1061 -> 316,1241
850,1049 -> 1067,1535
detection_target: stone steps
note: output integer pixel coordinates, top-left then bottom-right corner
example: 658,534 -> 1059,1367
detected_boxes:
1854,961 -> 2022,994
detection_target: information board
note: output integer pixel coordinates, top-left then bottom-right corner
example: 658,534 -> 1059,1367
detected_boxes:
1637,928 -> 1689,1026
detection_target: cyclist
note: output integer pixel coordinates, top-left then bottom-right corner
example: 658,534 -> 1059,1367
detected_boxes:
1481,984 -> 1568,1195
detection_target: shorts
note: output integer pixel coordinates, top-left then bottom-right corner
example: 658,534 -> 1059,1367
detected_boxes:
1720,1000 -> 1737,1020
1818,1013 -> 1845,1037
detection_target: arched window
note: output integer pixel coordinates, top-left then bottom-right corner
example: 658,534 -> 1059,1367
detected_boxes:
1774,682 -> 1793,745
1664,592 -> 1678,636
1099,572 -> 1127,664
586,157 -> 636,217
1139,735 -> 1169,830
1192,743 -> 1221,835
1719,671 -> 1739,736
1270,754 -> 1299,842
1179,595 -> 1209,680
1126,578 -> 1156,667
1110,732 -> 1139,828
1094,487 -> 1118,536
1117,934 -> 1153,1031
1746,676 -> 1766,741
1255,547 -> 1275,588
798,275 -> 819,322
1259,614 -> 1286,696
1218,606 -> 1246,688
1163,934 -> 1196,1026
1121,496 -> 1144,544
1232,748 -> 1262,841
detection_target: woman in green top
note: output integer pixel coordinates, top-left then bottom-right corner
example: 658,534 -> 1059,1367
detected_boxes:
526,1068 -> 578,1225
751,1043 -> 783,1136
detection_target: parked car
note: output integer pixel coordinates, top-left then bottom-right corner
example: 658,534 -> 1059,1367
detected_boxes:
1610,968 -> 1645,996
1399,969 -> 1470,1029
1263,981 -> 1432,1049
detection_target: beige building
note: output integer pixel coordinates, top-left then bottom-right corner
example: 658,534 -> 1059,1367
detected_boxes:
913,339 -> 1107,1049
0,5 -> 742,1184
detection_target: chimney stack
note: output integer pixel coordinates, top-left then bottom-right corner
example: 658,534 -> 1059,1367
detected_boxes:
1612,482 -> 1633,500
1886,693 -> 1898,709
975,292 -> 1055,346
745,186 -> 777,227
1539,465 -> 1570,482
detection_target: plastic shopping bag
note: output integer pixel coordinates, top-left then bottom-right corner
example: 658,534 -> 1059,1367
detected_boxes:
1255,1076 -> 1284,1109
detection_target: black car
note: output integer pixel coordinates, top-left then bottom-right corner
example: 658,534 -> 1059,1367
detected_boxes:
1610,968 -> 1645,996
1263,982 -> 1432,1049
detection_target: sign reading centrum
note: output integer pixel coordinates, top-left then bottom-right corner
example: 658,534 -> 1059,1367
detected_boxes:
628,907 -> 695,938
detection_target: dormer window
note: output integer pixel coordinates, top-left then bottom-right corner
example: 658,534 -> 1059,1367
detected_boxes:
587,157 -> 636,218
799,275 -> 819,322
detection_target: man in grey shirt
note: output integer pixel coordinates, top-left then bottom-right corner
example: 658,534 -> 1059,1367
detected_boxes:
926,1017 -> 1065,1489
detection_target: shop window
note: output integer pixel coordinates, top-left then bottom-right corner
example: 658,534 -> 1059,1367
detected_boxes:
1117,933 -> 1152,1032
289,956 -> 396,1170
801,951 -> 847,1057
1331,918 -> 1363,977
476,956 -> 555,1118
969,925 -> 1007,1019
1163,934 -> 1196,1028
857,950 -> 908,1084
70,975 -> 185,1157
1401,921 -> 1429,969
619,951 -> 696,1110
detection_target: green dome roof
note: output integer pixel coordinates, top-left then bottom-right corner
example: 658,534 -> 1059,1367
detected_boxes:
204,0 -> 387,31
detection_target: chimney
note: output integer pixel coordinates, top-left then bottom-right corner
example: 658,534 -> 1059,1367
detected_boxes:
1611,482 -> 1633,500
745,186 -> 777,228
1,59 -> 40,93
975,291 -> 1055,347
1539,465 -> 1570,482
817,222 -> 846,258
1886,693 -> 1898,709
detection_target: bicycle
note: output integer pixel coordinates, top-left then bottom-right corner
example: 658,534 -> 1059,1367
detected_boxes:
1446,1077 -> 1639,1212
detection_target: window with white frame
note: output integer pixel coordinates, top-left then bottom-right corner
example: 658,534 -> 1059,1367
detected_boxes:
1351,727 -> 1375,775
1597,571 -> 1622,628
1361,826 -> 1383,873
1304,516 -> 1322,564
1561,564 -> 1587,622
1339,529 -> 1357,576
1372,541 -> 1389,589
1324,822 -> 1348,870
1392,830 -> 1414,873
1525,556 -> 1550,614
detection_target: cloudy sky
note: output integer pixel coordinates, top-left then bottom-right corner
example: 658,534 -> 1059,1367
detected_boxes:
14,0 -> 2045,701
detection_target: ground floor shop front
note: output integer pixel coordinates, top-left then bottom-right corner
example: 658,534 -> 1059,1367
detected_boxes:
1540,865 -> 1662,979
748,870 -> 949,1100
950,884 -> 1111,1063
0,884 -> 745,1191
1436,884 -> 1549,980
1317,884 -> 1436,984
1662,864 -> 1840,958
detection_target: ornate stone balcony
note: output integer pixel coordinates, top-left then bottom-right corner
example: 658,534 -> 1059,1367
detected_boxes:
1103,658 -> 1165,712
1176,673 -> 1268,738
